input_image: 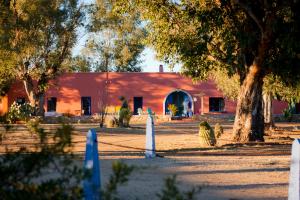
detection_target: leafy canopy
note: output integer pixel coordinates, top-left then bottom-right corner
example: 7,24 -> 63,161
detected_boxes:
80,0 -> 147,72
0,0 -> 84,93
114,0 -> 300,82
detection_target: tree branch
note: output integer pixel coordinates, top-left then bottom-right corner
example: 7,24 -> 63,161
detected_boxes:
233,0 -> 264,34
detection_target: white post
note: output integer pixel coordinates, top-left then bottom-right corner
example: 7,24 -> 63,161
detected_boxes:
83,129 -> 101,200
145,108 -> 156,158
289,139 -> 300,200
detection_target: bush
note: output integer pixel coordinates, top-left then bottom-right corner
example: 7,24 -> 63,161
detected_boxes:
198,121 -> 216,147
214,123 -> 224,138
7,102 -> 34,123
283,107 -> 293,122
167,104 -> 178,116
0,122 -> 83,199
157,175 -> 199,200
119,108 -> 132,127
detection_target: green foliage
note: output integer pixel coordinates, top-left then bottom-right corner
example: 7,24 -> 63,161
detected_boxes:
123,0 -> 300,83
157,175 -> 198,200
167,104 -> 178,116
199,121 -> 216,147
79,0 -> 146,72
0,68 -> 14,96
210,68 -> 240,101
117,96 -> 132,127
199,121 -> 211,130
0,0 -> 84,115
119,108 -> 132,127
214,123 -> 224,139
102,161 -> 134,200
114,0 -> 300,141
7,102 -> 34,123
283,103 -> 295,122
64,56 -> 93,72
264,75 -> 300,104
0,122 -> 83,199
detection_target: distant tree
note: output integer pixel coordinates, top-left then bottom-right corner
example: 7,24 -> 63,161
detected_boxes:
210,68 -> 240,101
64,56 -> 92,72
83,0 -> 146,72
114,0 -> 300,142
0,0 -> 84,116
211,69 -> 300,129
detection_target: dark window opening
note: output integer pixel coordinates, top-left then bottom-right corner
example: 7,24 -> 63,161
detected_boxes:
16,97 -> 25,105
295,103 -> 300,114
47,97 -> 57,112
81,97 -> 91,115
209,97 -> 225,112
133,97 -> 143,115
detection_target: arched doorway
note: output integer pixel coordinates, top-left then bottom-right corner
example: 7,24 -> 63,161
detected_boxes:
163,90 -> 194,116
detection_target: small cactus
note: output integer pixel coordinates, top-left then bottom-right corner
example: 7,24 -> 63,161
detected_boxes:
214,123 -> 224,138
198,121 -> 216,147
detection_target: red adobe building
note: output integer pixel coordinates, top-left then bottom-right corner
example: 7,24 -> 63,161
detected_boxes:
0,71 -> 288,116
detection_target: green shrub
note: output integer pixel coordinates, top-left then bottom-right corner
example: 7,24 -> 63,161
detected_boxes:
102,161 -> 134,200
167,104 -> 178,116
7,102 -> 34,123
214,123 -> 224,138
0,123 -> 83,199
157,175 -> 199,200
283,107 -> 293,122
119,108 -> 132,127
198,121 -> 216,147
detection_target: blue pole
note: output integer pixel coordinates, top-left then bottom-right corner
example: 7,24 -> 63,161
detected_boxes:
83,129 -> 101,200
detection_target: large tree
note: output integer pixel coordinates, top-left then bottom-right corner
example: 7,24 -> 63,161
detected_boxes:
114,0 -> 300,142
83,0 -> 146,72
0,0 -> 84,115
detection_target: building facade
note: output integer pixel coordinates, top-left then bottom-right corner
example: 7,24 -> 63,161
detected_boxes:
0,72 -> 288,116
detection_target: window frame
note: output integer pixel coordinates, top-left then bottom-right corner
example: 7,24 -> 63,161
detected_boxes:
47,97 -> 57,112
209,97 -> 225,112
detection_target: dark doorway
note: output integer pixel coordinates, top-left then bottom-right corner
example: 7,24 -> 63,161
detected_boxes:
47,97 -> 57,112
81,97 -> 91,115
133,97 -> 143,115
295,103 -> 300,114
165,91 -> 192,116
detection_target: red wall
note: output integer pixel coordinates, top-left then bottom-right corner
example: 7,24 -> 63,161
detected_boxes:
5,72 -> 288,116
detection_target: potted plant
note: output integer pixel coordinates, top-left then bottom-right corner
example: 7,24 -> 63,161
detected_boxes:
167,104 -> 178,117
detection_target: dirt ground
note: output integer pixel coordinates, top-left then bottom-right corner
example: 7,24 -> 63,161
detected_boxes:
1,120 -> 299,199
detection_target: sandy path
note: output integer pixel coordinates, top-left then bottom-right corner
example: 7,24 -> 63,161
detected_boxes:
0,121 -> 296,199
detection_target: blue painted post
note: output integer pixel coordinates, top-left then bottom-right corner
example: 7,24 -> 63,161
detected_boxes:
289,139 -> 300,200
83,129 -> 101,200
145,108 -> 156,158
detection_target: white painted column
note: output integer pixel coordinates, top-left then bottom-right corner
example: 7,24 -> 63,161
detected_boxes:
145,110 -> 156,158
289,139 -> 300,200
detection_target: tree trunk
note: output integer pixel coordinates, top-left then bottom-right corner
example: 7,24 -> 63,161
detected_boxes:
263,92 -> 275,130
233,64 -> 265,142
36,93 -> 45,116
23,79 -> 36,107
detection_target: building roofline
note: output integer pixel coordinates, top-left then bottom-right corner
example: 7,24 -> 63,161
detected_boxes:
62,71 -> 180,75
